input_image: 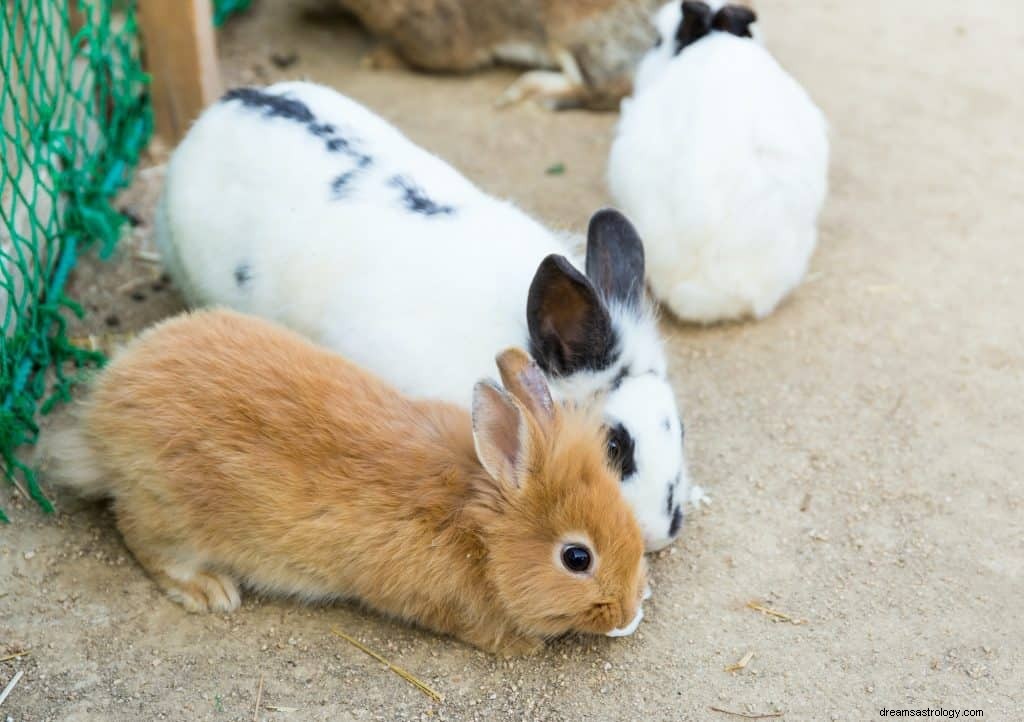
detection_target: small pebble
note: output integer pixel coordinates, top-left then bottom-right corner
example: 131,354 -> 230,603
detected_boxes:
271,52 -> 299,69
105,314 -> 120,327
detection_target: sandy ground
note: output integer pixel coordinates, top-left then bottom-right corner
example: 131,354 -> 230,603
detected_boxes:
2,0 -> 1022,720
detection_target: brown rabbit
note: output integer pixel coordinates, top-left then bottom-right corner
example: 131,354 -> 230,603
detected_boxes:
338,0 -> 664,109
48,309 -> 647,654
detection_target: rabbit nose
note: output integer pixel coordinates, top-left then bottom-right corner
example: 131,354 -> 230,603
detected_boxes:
606,603 -> 645,638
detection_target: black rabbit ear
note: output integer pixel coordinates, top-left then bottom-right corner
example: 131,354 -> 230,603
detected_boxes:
585,209 -> 646,310
677,1 -> 714,54
712,4 -> 758,38
527,255 -> 616,377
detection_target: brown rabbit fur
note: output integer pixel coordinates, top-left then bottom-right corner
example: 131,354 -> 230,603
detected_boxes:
338,0 -> 664,109
48,309 -> 646,655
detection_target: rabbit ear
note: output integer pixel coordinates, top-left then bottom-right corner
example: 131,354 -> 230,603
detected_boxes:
527,255 -> 615,377
495,348 -> 554,426
585,208 -> 646,309
472,380 -> 530,490
712,4 -> 757,37
677,1 -> 714,52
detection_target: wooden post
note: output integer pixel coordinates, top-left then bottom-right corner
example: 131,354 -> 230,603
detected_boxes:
137,0 -> 220,145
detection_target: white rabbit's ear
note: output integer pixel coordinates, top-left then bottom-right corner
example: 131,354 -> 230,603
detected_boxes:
712,4 -> 757,37
585,208 -> 646,310
677,1 -> 714,52
527,255 -> 615,377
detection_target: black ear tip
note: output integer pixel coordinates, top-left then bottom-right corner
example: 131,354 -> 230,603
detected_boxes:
589,207 -> 628,226
681,0 -> 713,18
588,208 -> 639,237
536,253 -> 579,278
733,5 -> 758,22
588,208 -> 642,248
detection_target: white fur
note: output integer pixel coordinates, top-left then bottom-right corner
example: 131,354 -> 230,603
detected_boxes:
156,81 -> 689,551
609,2 -> 829,323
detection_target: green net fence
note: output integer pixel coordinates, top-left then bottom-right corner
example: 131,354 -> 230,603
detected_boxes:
0,1 -> 151,522
213,0 -> 251,27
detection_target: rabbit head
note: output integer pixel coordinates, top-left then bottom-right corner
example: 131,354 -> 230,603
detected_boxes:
635,1 -> 759,91
527,210 -> 690,552
470,348 -> 648,639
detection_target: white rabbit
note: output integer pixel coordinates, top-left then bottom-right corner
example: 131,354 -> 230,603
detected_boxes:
155,81 -> 690,551
608,1 -> 829,323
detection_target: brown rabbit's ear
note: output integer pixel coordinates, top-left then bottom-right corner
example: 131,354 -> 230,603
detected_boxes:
495,348 -> 554,426
472,380 -> 531,490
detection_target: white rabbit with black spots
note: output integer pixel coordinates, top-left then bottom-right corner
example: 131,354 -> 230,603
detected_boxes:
609,1 -> 829,323
156,81 -> 690,552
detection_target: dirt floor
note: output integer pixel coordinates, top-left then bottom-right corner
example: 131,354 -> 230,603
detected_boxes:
2,0 -> 1022,720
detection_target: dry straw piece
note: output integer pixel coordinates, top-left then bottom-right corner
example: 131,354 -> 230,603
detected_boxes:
252,672 -> 264,721
724,650 -> 755,673
709,706 -> 784,719
746,600 -> 807,625
0,651 -> 30,664
331,628 -> 443,703
0,669 -> 25,708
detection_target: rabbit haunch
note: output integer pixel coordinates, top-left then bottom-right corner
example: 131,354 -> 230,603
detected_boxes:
46,310 -> 648,655
156,81 -> 689,551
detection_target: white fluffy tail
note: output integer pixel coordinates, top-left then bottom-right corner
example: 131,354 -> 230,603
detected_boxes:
42,425 -> 110,499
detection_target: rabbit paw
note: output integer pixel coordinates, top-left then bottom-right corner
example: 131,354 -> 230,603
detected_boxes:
496,71 -> 583,111
360,44 -> 407,71
496,48 -> 587,111
161,568 -> 242,613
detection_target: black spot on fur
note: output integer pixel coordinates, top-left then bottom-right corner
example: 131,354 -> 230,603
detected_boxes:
669,505 -> 684,537
224,88 -> 374,172
320,131 -> 373,168
666,484 -> 675,516
610,367 -> 630,392
606,423 -> 638,479
663,417 -> 672,432
234,263 -> 252,287
325,137 -> 348,153
308,122 -> 335,137
222,87 -> 314,123
388,175 -> 455,216
330,170 -> 359,200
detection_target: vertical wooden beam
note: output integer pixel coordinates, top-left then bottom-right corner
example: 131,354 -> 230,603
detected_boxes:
137,0 -> 220,145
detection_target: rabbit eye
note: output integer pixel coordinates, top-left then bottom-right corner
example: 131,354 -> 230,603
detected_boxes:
561,544 -> 593,573
605,423 -> 637,479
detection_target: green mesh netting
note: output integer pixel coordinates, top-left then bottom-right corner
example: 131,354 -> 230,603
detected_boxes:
0,1 -> 151,522
213,0 -> 251,27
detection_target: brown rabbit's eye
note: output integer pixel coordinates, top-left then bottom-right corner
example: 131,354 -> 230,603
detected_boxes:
561,544 -> 593,573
